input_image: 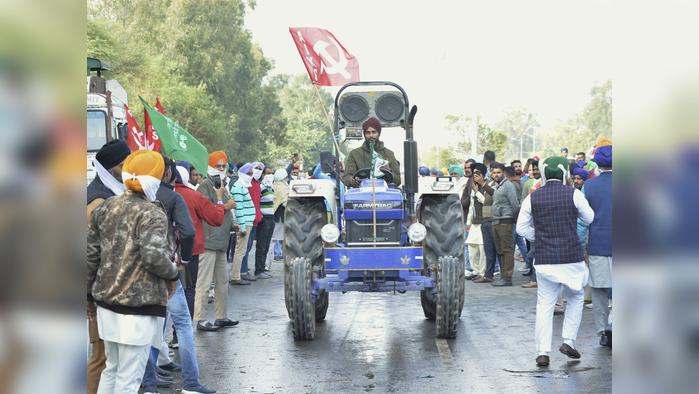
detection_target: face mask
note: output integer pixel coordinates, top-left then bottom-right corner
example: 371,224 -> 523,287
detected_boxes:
263,174 -> 274,185
253,169 -> 263,180
291,175 -> 298,180
238,173 -> 253,187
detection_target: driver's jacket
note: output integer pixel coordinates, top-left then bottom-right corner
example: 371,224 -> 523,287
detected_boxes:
342,140 -> 401,187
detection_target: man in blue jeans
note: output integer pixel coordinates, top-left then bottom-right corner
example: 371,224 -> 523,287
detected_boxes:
473,166 -> 499,283
141,282 -> 215,394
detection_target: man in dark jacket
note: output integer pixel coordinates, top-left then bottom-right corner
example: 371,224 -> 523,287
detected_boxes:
86,139 -> 131,394
343,117 -> 401,187
584,145 -> 613,346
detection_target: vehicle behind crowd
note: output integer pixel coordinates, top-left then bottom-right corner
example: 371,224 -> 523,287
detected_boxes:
87,57 -> 128,184
282,82 -> 466,340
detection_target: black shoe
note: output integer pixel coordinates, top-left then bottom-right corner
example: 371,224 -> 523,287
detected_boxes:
559,343 -> 581,359
196,321 -> 220,331
168,336 -> 178,349
465,273 -> 476,280
155,366 -> 171,376
159,361 -> 182,372
600,334 -> 609,347
536,355 -> 550,366
522,269 -> 533,276
471,275 -> 483,281
214,318 -> 239,327
156,374 -> 174,387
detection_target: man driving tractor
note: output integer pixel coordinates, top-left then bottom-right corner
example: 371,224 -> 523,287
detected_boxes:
343,117 -> 402,187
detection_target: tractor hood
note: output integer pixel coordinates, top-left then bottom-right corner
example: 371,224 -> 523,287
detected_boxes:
344,179 -> 403,220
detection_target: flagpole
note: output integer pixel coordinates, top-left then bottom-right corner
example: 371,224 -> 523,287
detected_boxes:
313,84 -> 343,155
372,177 -> 377,247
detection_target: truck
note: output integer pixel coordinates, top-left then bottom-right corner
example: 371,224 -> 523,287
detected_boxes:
87,57 -> 128,184
283,82 -> 466,340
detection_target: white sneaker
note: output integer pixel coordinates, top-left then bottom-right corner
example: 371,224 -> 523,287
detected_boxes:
494,271 -> 500,276
585,303 -> 593,309
208,289 -> 215,298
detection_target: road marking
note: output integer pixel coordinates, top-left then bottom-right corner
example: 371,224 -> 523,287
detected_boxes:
435,338 -> 457,370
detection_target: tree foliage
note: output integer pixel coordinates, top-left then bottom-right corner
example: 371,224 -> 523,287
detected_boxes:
86,0 -> 285,164
421,145 -> 459,170
494,107 -> 540,162
443,114 -> 508,162
540,80 -> 612,157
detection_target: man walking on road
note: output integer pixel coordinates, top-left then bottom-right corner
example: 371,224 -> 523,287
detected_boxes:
517,156 -> 594,366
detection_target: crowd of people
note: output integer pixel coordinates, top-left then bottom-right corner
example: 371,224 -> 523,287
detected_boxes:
86,116 -> 612,393
426,139 -> 613,366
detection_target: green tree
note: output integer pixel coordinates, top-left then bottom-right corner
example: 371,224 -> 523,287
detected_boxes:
267,74 -> 348,167
539,80 -> 612,157
444,114 -> 507,160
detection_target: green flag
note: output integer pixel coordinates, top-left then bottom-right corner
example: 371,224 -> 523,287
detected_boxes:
139,96 -> 209,175
369,142 -> 389,178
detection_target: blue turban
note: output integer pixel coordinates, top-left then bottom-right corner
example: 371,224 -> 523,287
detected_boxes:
595,145 -> 612,167
430,168 -> 438,175
419,166 -> 430,176
572,167 -> 589,180
175,161 -> 190,184
239,163 -> 253,175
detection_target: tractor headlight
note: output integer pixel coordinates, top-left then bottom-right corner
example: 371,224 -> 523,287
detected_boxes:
407,223 -> 427,242
321,224 -> 341,244
291,183 -> 315,194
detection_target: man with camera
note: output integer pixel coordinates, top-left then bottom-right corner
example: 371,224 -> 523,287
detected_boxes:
194,151 -> 241,332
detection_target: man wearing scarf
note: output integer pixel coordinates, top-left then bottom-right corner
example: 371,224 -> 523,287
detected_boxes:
238,162 -> 264,281
253,166 -> 276,279
87,150 -> 179,393
87,139 -> 131,394
141,156 -> 215,393
516,155 -> 594,367
583,145 -> 613,347
230,164 -> 256,285
343,117 -> 401,187
194,151 -> 240,331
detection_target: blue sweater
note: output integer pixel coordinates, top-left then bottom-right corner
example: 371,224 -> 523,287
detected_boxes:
584,171 -> 612,256
231,180 -> 255,232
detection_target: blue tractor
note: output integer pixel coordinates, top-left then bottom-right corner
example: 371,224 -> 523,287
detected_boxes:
284,82 -> 465,339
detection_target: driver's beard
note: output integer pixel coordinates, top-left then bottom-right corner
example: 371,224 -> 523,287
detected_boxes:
109,169 -> 123,183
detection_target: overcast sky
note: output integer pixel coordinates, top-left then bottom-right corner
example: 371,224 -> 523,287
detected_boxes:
245,0 -> 612,158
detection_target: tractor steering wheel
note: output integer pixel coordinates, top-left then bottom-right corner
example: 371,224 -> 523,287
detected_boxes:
353,167 -> 394,185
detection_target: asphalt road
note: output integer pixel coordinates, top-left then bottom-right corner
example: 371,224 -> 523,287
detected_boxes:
157,259 -> 612,394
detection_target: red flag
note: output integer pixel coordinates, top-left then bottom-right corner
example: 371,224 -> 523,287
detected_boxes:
289,27 -> 359,86
124,104 -> 147,151
143,98 -> 165,152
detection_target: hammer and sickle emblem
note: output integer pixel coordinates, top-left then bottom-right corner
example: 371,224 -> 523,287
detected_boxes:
313,37 -> 351,79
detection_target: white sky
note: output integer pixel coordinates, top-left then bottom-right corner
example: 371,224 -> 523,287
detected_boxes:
245,0 -> 612,161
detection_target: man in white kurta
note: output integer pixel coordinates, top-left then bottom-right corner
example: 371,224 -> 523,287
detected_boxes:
516,156 -> 594,366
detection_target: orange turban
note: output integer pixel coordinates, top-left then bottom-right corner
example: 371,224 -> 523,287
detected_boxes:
123,150 -> 164,195
595,138 -> 612,148
209,151 -> 228,168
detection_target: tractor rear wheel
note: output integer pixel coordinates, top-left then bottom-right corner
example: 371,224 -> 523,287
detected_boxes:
283,198 -> 328,338
419,194 -> 465,335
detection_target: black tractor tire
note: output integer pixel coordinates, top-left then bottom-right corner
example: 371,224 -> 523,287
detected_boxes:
419,194 -> 466,323
435,256 -> 461,338
283,198 -> 328,335
284,257 -> 315,340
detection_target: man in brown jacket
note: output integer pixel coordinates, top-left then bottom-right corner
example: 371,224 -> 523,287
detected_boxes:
343,117 -> 401,187
87,150 -> 178,394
